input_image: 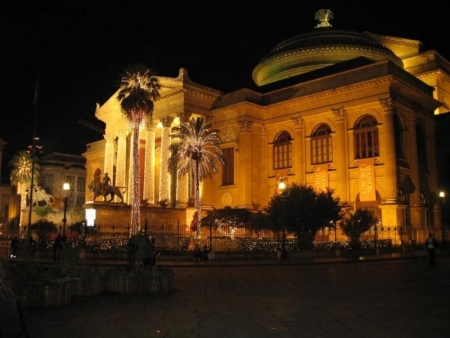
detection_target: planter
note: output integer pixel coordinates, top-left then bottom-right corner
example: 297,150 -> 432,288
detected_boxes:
69,276 -> 105,297
208,251 -> 215,260
14,281 -> 73,310
106,269 -> 174,294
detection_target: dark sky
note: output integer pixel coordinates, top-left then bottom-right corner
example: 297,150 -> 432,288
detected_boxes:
1,1 -> 448,183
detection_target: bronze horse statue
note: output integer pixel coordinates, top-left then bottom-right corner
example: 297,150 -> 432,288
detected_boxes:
88,180 -> 124,203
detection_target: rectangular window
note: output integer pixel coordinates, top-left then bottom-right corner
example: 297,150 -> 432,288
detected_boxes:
273,143 -> 292,169
77,176 -> 85,192
222,147 -> 234,185
311,136 -> 333,164
41,174 -> 54,191
65,175 -> 75,189
355,130 -> 379,159
76,196 -> 85,207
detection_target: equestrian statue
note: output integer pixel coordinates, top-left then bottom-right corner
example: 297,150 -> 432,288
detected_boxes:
88,169 -> 125,203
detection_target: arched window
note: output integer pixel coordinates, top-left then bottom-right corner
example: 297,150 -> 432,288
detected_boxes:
354,115 -> 379,159
273,131 -> 292,170
397,188 -> 406,204
311,124 -> 332,164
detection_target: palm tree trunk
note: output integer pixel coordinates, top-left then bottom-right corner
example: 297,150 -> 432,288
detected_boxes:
194,159 -> 201,242
18,183 -> 27,226
130,124 -> 141,236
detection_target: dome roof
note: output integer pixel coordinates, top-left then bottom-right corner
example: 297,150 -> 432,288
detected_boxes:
252,9 -> 403,87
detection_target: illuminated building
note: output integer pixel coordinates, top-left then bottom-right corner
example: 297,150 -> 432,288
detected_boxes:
83,9 -> 449,243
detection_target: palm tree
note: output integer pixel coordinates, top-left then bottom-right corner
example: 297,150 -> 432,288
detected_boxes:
339,208 -> 378,250
9,151 -> 40,226
169,117 -> 225,241
117,63 -> 161,236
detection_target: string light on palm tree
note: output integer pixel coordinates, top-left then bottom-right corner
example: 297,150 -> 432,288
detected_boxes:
169,117 -> 225,242
9,150 -> 41,229
117,63 -> 161,237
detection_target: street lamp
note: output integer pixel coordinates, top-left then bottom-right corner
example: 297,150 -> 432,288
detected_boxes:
62,182 -> 74,238
439,191 -> 446,248
275,171 -> 289,259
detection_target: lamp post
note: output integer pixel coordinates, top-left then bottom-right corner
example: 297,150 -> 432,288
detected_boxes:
61,182 -> 74,238
439,191 -> 446,248
275,171 -> 289,259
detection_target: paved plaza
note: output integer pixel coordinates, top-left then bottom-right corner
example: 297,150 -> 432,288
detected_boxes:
22,254 -> 450,338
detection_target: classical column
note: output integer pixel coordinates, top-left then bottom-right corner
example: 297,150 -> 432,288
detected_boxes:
379,97 -> 397,203
103,133 -> 115,182
143,119 -> 156,204
407,110 -> 420,206
332,107 -> 348,201
291,116 -> 304,185
159,116 -> 174,203
426,119 -> 439,193
238,119 -> 253,208
116,130 -> 128,202
259,124 -> 267,205
176,111 -> 192,207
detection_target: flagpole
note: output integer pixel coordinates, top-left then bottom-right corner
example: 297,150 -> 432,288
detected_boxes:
27,78 -> 39,235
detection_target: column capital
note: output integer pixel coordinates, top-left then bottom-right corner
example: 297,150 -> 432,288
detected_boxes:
104,133 -> 115,143
379,97 -> 395,111
178,111 -> 192,123
161,116 -> 174,128
332,107 -> 346,121
260,124 -> 267,136
407,108 -> 419,123
117,129 -> 129,139
238,119 -> 253,133
145,118 -> 156,131
291,116 -> 304,129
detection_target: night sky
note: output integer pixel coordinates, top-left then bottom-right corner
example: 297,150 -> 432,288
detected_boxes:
1,1 -> 448,183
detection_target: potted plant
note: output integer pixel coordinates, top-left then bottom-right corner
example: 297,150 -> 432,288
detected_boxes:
158,199 -> 169,208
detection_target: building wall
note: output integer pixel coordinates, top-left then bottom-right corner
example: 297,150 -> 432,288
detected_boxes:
83,35 -> 448,244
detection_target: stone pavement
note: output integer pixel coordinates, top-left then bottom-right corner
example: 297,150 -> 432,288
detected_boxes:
21,251 -> 450,338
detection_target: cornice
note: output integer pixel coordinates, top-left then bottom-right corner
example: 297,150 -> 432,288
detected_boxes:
158,68 -> 222,95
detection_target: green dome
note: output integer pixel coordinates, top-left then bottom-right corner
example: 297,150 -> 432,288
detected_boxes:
252,10 -> 403,86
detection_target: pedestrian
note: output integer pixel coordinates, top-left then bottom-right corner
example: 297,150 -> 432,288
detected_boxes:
143,238 -> 156,267
10,237 -> 19,258
28,236 -> 36,257
202,245 -> 209,261
193,244 -> 202,261
425,233 -> 439,266
53,234 -> 63,261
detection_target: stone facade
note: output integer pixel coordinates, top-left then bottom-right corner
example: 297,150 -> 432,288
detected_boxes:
83,17 -> 449,244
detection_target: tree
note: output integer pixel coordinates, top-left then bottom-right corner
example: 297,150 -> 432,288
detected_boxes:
202,207 -> 251,241
117,63 -> 161,236
169,117 -> 225,241
265,183 -> 349,250
339,208 -> 378,249
9,151 -> 41,226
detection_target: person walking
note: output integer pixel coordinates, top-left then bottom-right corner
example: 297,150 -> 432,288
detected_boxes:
53,234 -> 63,261
10,237 -> 19,258
425,233 -> 439,266
143,238 -> 156,267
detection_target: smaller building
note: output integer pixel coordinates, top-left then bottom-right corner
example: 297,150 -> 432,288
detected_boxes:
38,152 -> 87,209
